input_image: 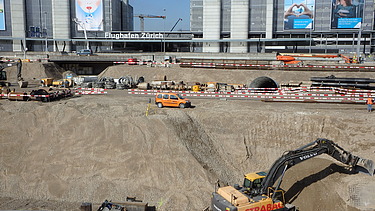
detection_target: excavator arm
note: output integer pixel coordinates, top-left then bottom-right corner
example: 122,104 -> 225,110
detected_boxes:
260,138 -> 374,194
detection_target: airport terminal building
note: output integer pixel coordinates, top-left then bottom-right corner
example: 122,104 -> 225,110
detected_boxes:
0,0 -> 134,52
191,0 -> 375,54
0,0 -> 375,55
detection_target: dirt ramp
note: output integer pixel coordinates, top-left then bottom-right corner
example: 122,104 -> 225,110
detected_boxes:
4,62 -> 64,84
162,110 -> 239,186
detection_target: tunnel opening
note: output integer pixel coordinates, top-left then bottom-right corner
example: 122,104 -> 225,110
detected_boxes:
54,62 -> 113,75
249,76 -> 278,88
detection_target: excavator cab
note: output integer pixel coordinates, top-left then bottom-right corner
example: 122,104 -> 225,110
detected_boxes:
243,171 -> 267,195
0,69 -> 6,81
0,66 -> 10,87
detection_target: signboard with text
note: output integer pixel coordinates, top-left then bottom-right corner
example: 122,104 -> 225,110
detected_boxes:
284,0 -> 315,30
105,32 -> 164,40
331,0 -> 364,29
0,0 -> 5,30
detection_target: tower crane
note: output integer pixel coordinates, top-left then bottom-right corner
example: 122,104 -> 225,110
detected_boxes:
134,14 -> 166,32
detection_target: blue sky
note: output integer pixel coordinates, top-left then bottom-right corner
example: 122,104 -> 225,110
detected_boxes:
129,0 -> 190,32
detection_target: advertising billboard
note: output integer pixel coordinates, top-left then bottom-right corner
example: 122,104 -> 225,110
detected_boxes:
0,0 -> 5,30
331,0 -> 364,29
284,0 -> 315,30
75,0 -> 103,31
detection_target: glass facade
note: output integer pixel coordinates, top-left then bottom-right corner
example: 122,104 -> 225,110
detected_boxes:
191,0 -> 203,32
191,0 -> 375,53
249,0 -> 266,33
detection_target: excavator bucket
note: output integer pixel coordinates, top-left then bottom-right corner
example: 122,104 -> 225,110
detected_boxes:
356,158 -> 374,176
18,81 -> 28,88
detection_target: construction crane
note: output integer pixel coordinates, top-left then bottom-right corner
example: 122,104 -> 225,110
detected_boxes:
170,18 -> 182,32
134,14 -> 166,32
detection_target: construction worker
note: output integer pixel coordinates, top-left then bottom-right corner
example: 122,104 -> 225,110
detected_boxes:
366,97 -> 373,112
352,55 -> 357,64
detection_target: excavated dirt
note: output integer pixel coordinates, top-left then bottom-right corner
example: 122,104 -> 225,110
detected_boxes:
0,63 -> 375,211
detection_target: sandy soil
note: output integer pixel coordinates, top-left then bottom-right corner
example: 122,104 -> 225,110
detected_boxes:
0,63 -> 375,211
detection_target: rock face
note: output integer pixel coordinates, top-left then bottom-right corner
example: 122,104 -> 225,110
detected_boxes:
0,64 -> 374,211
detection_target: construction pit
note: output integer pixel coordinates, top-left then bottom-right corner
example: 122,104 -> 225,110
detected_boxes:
0,62 -> 375,211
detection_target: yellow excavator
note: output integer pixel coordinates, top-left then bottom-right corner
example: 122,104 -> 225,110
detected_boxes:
211,138 -> 374,211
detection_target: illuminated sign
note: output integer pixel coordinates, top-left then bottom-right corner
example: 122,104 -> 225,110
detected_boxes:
75,0 -> 103,31
0,0 -> 5,30
284,0 -> 315,30
105,32 -> 164,40
331,0 -> 364,29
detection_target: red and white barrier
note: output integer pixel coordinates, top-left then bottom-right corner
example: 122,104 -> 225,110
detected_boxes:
75,91 -> 107,95
128,88 -> 374,104
180,62 -> 375,71
75,88 -> 107,91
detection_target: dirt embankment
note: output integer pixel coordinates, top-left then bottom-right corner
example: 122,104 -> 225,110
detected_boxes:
100,64 -> 375,86
0,63 -> 374,210
3,62 -> 65,86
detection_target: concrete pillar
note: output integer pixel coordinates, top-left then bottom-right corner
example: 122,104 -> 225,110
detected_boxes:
52,0 -> 71,52
203,0 -> 221,53
265,0 -> 274,39
230,0 -> 249,53
10,0 -> 26,52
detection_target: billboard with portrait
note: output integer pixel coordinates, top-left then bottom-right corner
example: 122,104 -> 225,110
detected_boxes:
284,0 -> 315,30
0,0 -> 5,30
331,0 -> 364,29
75,0 -> 103,31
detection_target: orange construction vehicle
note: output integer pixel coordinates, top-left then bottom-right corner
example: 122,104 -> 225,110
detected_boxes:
276,55 -> 302,65
277,53 -> 358,64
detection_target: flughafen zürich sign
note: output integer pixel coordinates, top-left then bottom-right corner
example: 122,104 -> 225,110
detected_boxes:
105,32 -> 165,40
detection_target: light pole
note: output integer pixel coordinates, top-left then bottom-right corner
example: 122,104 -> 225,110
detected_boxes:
73,18 -> 90,50
356,23 -> 366,62
309,26 -> 312,53
309,6 -> 313,54
44,11 -> 48,52
163,8 -> 166,53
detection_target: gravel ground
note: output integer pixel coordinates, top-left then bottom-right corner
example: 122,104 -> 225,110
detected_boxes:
0,63 -> 374,211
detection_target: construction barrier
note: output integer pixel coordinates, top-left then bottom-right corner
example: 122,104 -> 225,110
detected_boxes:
0,87 -> 108,102
75,88 -> 107,91
179,62 -> 375,71
128,87 -> 375,104
75,91 -> 107,95
0,93 -> 50,98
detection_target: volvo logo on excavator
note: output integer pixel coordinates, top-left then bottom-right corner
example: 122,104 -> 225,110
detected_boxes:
299,152 -> 318,161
